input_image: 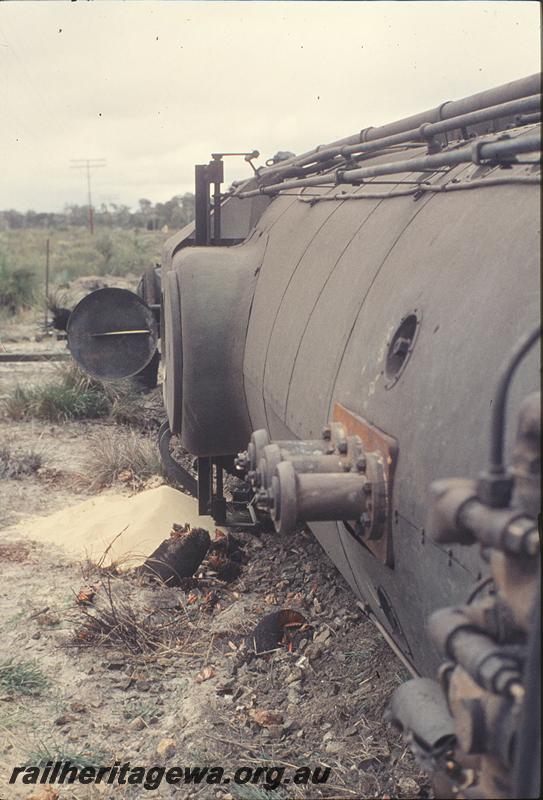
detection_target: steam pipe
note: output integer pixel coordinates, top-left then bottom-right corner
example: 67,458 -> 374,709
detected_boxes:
343,93 -> 541,156
296,175 -> 541,203
337,133 -> 541,182
489,325 -> 541,475
260,93 -> 541,184
358,73 -> 541,142
258,73 -> 541,179
514,112 -> 541,125
239,132 -> 541,197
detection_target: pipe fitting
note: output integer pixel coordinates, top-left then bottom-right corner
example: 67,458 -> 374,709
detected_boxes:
428,478 -> 479,544
242,426 -> 388,539
428,608 -> 522,695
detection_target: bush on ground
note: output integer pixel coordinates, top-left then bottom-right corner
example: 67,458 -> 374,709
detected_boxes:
0,443 -> 43,478
1,363 -> 147,425
0,258 -> 36,313
79,429 -> 162,491
3,366 -> 111,422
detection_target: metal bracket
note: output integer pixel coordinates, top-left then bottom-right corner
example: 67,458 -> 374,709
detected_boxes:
333,403 -> 398,566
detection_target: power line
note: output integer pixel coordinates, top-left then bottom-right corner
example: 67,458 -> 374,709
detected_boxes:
70,158 -> 106,234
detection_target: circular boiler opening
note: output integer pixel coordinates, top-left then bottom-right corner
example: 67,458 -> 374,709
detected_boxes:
385,312 -> 420,387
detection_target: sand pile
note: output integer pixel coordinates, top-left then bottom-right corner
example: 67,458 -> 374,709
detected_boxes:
13,486 -> 215,568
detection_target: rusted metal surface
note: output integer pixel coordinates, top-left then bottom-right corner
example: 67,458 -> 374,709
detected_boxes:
245,609 -> 309,656
511,392 -> 541,519
166,235 -> 266,456
332,403 -> 397,565
163,270 -> 183,435
157,421 -> 197,497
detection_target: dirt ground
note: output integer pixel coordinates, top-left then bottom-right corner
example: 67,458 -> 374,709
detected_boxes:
0,306 -> 430,800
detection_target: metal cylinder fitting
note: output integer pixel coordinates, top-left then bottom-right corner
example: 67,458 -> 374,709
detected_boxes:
268,460 -> 370,534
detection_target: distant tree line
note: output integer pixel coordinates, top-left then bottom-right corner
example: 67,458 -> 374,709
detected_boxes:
0,194 -> 195,231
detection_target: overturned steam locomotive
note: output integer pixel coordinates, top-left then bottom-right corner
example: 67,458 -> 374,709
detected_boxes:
68,73 -> 541,798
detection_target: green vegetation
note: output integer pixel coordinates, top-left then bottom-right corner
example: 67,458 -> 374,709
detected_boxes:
0,255 -> 36,313
0,195 -> 194,312
23,741 -> 108,769
0,658 -> 49,696
1,363 -> 146,425
1,193 -> 194,233
0,702 -> 28,731
0,226 -> 169,292
122,697 -> 162,723
3,365 -> 111,422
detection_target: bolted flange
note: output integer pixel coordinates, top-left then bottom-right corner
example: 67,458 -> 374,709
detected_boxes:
241,424 -> 389,540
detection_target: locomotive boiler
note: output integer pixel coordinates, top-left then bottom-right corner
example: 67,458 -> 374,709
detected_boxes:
67,73 -> 541,798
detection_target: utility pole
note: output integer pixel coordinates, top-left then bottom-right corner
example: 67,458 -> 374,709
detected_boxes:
70,158 -> 106,234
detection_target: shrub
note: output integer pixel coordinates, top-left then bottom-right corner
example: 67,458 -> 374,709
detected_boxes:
0,443 -> 43,478
79,429 -> 161,491
3,367 -> 111,422
3,374 -> 110,422
1,363 -> 154,426
0,260 -> 36,313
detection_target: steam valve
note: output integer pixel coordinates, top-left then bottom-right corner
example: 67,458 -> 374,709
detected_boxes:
238,423 -> 388,537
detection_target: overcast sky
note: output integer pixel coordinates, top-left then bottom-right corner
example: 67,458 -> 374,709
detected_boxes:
0,1 -> 540,212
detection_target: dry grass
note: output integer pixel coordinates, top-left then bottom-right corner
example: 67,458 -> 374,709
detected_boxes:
73,577 -> 174,655
0,442 -> 43,479
77,428 -> 161,491
106,383 -> 149,428
0,658 -> 49,696
0,541 -> 33,562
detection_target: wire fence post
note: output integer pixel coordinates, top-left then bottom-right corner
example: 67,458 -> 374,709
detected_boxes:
44,237 -> 50,333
